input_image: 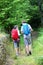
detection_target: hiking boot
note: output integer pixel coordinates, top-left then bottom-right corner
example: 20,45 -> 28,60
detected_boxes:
29,51 -> 31,55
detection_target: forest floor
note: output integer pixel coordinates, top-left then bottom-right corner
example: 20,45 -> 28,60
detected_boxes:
0,28 -> 43,65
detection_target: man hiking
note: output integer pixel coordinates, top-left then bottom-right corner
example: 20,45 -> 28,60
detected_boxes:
21,20 -> 33,56
11,25 -> 20,56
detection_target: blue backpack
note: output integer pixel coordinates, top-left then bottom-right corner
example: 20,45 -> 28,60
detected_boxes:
23,24 -> 30,35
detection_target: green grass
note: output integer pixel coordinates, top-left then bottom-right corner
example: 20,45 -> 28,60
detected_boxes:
7,28 -> 43,65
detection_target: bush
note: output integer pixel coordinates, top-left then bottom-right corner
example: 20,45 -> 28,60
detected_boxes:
37,57 -> 43,65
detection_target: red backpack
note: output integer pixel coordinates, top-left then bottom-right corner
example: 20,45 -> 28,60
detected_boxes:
11,29 -> 19,40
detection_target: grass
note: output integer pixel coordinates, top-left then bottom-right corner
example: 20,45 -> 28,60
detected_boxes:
6,28 -> 43,65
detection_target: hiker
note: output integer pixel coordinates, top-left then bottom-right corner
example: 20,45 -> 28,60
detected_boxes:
21,20 -> 33,56
11,25 -> 20,56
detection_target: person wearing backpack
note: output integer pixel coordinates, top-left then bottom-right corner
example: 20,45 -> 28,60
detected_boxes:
11,25 -> 20,56
21,20 -> 33,56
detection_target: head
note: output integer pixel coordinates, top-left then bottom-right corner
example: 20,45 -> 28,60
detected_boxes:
22,20 -> 26,23
22,20 -> 26,25
14,25 -> 17,29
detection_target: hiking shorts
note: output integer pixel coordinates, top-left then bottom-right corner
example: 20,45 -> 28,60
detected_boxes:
14,40 -> 19,48
24,34 -> 32,46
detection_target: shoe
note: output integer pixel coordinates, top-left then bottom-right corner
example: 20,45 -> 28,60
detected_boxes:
29,51 -> 31,55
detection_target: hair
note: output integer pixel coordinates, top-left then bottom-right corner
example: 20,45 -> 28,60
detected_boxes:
14,25 -> 17,29
22,20 -> 26,23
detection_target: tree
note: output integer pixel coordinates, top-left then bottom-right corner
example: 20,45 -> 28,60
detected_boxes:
37,0 -> 43,26
29,0 -> 43,26
0,0 -> 41,33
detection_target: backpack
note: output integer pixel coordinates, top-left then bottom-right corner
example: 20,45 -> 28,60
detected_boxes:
23,24 -> 30,35
11,29 -> 19,40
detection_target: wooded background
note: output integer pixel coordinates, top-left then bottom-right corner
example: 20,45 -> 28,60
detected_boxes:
0,0 -> 43,33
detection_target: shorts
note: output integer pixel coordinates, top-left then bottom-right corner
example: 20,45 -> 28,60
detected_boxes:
14,40 -> 19,48
24,34 -> 32,46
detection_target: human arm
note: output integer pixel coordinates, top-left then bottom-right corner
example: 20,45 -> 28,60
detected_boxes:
28,24 -> 33,32
21,26 -> 24,34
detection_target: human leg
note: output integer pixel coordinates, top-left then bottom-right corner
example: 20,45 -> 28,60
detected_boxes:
24,38 -> 29,55
14,40 -> 19,56
28,34 -> 32,55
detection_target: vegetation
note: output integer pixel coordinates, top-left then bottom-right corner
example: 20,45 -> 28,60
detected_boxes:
0,0 -> 43,65
0,0 -> 42,33
6,28 -> 43,65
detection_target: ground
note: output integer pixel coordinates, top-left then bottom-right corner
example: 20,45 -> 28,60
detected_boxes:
0,28 -> 43,65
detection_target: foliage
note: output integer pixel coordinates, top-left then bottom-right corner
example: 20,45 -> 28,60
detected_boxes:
37,57 -> 43,65
29,0 -> 43,26
0,0 -> 41,33
6,28 -> 43,65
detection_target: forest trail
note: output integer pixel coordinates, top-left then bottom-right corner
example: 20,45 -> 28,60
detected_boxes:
0,31 -> 43,65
